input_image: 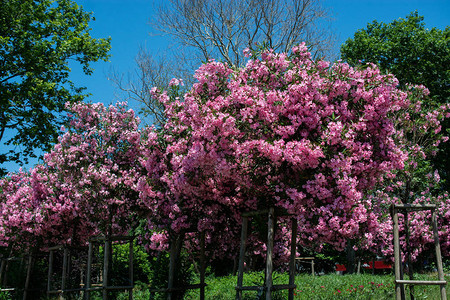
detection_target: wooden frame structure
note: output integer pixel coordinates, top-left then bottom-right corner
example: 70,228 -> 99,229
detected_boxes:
85,235 -> 134,300
149,231 -> 206,300
391,204 -> 447,300
47,245 -> 88,299
0,253 -> 22,295
235,207 -> 297,300
295,257 -> 315,276
0,253 -> 37,300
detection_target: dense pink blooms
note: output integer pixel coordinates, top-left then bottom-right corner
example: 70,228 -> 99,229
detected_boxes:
0,102 -> 145,252
140,44 -> 414,254
354,85 -> 450,260
1,44 -> 449,262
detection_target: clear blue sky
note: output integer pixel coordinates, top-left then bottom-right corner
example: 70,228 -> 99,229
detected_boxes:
3,0 -> 449,173
71,0 -> 450,108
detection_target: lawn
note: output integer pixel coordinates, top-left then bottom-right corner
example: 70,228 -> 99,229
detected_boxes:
1,270 -> 447,299
118,272 -> 450,299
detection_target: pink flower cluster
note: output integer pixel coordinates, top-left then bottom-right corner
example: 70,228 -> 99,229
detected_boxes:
353,85 -> 450,260
140,44 -> 423,255
0,102 -> 144,252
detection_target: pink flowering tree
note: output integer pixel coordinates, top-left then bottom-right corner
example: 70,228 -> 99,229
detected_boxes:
0,164 -> 86,252
358,84 -> 450,261
0,102 -> 145,252
139,43 -> 413,261
0,167 -> 49,253
42,102 -> 144,244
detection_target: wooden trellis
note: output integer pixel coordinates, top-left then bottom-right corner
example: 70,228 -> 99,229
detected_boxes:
0,252 -> 38,300
85,235 -> 134,300
391,204 -> 447,300
0,249 -> 21,295
295,257 -> 315,276
149,231 -> 206,300
46,245 -> 87,299
235,207 -> 297,300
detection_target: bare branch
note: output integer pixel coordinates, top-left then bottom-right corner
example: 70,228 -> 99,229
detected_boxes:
130,0 -> 335,124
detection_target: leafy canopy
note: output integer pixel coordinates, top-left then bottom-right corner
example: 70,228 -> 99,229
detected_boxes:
0,0 -> 111,176
340,11 -> 449,102
340,11 -> 450,189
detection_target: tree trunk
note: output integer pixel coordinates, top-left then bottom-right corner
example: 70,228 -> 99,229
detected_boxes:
346,242 -> 356,274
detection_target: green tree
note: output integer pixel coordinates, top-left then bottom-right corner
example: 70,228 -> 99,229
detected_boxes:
340,11 -> 450,189
0,0 -> 111,176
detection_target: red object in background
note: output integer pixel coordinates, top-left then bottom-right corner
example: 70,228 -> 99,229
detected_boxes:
363,261 -> 392,269
335,264 -> 347,271
336,261 -> 392,272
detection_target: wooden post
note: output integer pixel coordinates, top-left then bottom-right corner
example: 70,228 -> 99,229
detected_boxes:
85,241 -> 93,300
167,238 -> 176,300
0,256 -> 5,288
2,259 -> 10,288
288,218 -> 297,300
128,240 -> 133,300
61,247 -> 68,300
167,234 -> 183,300
1,245 -> 13,288
265,207 -> 275,300
392,204 -> 446,300
432,209 -> 447,300
103,239 -> 110,300
392,206 -> 405,300
236,216 -> 248,300
200,232 -> 206,300
23,254 -> 33,300
47,250 -> 54,297
311,259 -> 315,276
357,259 -> 361,275
404,213 -> 415,299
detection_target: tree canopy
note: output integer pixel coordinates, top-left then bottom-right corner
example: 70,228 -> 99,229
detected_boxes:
1,45 -> 450,263
340,11 -> 450,189
0,0 -> 111,176
340,11 -> 449,102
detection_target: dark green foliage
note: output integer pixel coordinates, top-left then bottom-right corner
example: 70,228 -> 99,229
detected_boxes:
0,0 -> 111,176
111,242 -> 152,285
0,255 -> 48,300
341,11 -> 449,101
0,291 -> 11,300
340,11 -> 450,190
148,250 -> 194,300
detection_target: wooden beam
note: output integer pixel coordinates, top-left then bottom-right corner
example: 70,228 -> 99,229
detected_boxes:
288,218 -> 297,300
86,242 -> 93,300
393,204 -> 436,211
432,210 -> 447,300
395,280 -> 447,285
265,207 -> 275,300
200,232 -> 206,300
392,206 -> 405,300
47,250 -> 54,297
128,240 -> 133,300
235,216 -> 248,300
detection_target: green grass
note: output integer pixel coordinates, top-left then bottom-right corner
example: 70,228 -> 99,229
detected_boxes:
5,272 -> 447,299
106,272 -> 450,299
182,272 -> 450,299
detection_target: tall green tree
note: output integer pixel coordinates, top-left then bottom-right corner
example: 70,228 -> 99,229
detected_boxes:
340,11 -> 450,189
0,0 -> 111,176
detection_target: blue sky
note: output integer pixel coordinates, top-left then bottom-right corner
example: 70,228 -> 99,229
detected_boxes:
71,0 -> 450,108
2,0 -> 449,173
